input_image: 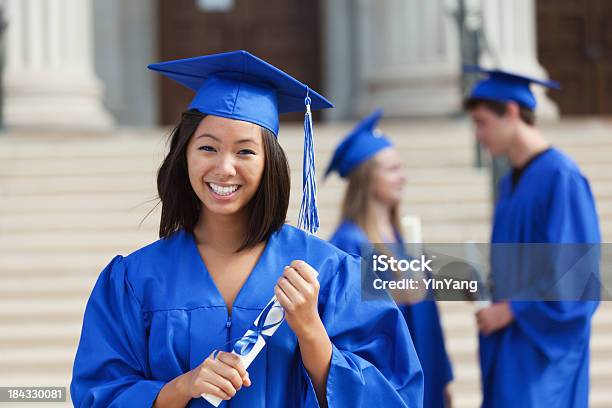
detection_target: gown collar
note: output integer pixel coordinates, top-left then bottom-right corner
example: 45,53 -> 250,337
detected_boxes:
511,147 -> 553,190
183,225 -> 291,311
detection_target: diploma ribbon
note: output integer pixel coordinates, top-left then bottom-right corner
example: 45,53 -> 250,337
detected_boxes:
232,298 -> 285,356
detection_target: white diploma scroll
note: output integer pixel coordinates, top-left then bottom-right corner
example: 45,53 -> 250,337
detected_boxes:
203,271 -> 318,406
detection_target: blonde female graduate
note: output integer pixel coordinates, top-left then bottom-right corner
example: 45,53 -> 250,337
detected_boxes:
328,110 -> 453,408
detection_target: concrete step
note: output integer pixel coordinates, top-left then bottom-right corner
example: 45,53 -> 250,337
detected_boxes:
0,345 -> 77,371
0,174 -> 156,195
590,180 -> 612,198
0,156 -> 159,177
445,350 -> 612,385
0,133 -> 166,159
0,322 -> 83,347
0,372 -> 71,386
0,299 -> 86,323
551,148 -> 612,166
580,164 -> 612,181
0,231 -> 157,253
0,211 -> 161,232
0,192 -> 158,212
0,252 -> 117,276
421,221 -> 491,242
0,277 -> 96,299
317,167 -> 489,189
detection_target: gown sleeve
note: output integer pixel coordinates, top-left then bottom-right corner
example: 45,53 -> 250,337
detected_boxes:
509,170 -> 600,361
544,170 -> 600,243
301,253 -> 424,407
329,225 -> 365,257
70,256 -> 165,407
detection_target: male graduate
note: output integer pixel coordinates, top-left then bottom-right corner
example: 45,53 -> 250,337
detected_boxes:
463,67 -> 600,408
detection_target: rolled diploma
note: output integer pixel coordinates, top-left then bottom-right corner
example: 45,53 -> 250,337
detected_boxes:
203,271 -> 318,406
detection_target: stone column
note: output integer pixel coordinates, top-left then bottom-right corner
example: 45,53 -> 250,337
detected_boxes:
2,0 -> 114,131
480,0 -> 559,119
353,0 -> 462,117
92,0 -> 157,126
320,0 -> 358,120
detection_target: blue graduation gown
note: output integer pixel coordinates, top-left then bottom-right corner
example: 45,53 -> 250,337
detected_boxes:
71,224 -> 424,407
330,221 -> 453,408
481,148 -> 600,408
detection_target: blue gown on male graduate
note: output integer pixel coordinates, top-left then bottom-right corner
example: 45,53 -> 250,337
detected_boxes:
330,221 -> 453,408
71,224 -> 424,407
480,147 -> 600,408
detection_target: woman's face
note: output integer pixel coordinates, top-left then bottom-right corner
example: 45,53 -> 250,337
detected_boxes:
187,115 -> 265,217
371,147 -> 406,206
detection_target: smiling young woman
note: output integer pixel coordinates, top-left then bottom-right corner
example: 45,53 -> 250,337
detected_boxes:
70,51 -> 424,408
157,110 -> 289,252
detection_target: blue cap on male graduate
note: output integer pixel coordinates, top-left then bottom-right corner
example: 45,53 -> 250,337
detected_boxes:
148,50 -> 333,234
325,109 -> 392,179
464,65 -> 560,110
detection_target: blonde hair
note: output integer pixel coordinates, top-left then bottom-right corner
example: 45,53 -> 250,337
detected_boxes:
340,156 -> 402,246
340,155 -> 423,301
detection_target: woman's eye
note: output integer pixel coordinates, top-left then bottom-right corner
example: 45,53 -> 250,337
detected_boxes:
198,145 -> 216,152
238,149 -> 256,155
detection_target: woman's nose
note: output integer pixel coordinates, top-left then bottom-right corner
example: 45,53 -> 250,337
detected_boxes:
214,154 -> 237,177
398,174 -> 407,187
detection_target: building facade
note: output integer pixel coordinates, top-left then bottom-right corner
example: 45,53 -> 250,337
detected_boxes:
4,0 -> 608,130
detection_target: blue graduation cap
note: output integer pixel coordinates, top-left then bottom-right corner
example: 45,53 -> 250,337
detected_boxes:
325,109 -> 392,179
148,50 -> 333,234
464,66 -> 560,110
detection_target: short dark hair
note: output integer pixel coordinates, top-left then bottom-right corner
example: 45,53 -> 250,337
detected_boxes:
157,109 -> 290,251
463,98 -> 536,126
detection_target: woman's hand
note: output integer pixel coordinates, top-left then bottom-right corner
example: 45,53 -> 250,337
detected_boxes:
178,351 -> 251,401
275,260 -> 331,408
274,260 -> 321,339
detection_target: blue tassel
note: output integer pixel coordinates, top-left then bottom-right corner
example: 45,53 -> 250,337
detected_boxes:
297,92 -> 319,234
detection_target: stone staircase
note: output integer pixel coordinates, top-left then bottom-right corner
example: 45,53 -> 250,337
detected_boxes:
0,118 -> 610,407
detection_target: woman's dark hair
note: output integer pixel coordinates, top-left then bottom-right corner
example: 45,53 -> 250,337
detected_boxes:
157,109 -> 290,251
463,98 -> 536,126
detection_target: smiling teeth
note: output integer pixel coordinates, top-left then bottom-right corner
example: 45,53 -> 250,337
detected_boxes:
209,183 -> 239,196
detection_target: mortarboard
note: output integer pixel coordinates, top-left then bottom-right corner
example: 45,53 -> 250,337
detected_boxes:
148,50 -> 333,234
325,109 -> 392,179
464,65 -> 560,110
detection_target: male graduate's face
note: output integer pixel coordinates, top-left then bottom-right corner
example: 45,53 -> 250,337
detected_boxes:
468,104 -> 515,156
186,115 -> 265,217
372,147 -> 406,206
